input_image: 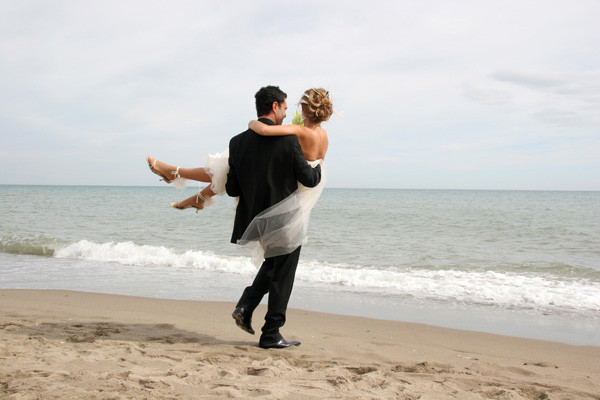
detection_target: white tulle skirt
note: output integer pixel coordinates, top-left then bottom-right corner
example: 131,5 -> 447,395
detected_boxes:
202,150 -> 325,266
237,160 -> 326,267
172,149 -> 230,207
194,149 -> 230,208
205,149 -> 229,195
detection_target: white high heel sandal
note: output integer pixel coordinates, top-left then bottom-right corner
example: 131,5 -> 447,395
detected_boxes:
146,155 -> 181,184
170,191 -> 207,213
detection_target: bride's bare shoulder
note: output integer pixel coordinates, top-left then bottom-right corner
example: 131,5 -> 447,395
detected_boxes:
317,126 -> 328,142
317,127 -> 328,158
320,126 -> 328,138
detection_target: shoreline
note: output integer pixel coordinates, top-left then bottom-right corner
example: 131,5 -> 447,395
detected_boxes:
3,253 -> 598,346
1,289 -> 598,399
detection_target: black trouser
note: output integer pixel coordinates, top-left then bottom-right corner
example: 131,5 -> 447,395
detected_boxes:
236,246 -> 301,342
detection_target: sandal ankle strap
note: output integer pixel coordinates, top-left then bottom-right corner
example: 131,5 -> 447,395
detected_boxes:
196,191 -> 207,204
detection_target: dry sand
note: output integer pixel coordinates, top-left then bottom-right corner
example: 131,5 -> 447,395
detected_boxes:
0,289 -> 598,399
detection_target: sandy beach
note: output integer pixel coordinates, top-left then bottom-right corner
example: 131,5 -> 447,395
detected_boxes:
0,289 -> 598,399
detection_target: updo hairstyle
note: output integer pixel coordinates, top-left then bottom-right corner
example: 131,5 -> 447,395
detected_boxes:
300,88 -> 333,123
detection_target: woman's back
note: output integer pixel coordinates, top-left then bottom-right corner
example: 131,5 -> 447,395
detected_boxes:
298,126 -> 329,161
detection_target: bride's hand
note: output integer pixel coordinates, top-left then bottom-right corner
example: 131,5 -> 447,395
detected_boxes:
249,120 -> 268,135
249,120 -> 260,131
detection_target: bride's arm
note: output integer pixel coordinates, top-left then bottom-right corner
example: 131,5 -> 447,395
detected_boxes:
249,120 -> 307,139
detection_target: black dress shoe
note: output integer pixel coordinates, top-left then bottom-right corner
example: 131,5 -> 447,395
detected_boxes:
259,338 -> 301,349
232,307 -> 255,335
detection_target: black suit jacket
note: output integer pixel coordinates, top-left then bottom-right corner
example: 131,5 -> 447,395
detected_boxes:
226,118 -> 322,244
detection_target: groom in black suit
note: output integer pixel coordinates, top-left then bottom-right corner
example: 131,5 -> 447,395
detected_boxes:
226,86 -> 322,349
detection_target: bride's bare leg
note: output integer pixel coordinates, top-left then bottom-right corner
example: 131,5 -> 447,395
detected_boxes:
147,155 -> 212,182
178,167 -> 212,182
171,186 -> 217,211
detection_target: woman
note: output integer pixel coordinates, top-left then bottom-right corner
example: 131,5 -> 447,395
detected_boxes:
147,88 -> 332,211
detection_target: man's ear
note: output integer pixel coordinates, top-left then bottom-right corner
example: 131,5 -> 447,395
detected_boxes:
271,101 -> 279,112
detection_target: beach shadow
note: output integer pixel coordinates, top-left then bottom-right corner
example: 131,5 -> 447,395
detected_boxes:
0,320 -> 254,347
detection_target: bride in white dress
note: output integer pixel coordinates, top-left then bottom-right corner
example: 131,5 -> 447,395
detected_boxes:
146,88 -> 332,262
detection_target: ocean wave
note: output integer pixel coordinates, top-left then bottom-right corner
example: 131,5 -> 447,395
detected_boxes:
6,238 -> 600,315
297,261 -> 600,314
0,235 -> 59,256
54,240 -> 257,275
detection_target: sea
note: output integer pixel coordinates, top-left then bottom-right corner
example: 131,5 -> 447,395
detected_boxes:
1,185 -> 599,346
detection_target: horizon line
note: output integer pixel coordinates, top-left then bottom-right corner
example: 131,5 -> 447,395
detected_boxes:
1,183 -> 599,193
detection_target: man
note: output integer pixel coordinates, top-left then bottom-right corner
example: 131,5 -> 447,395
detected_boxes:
226,86 -> 321,349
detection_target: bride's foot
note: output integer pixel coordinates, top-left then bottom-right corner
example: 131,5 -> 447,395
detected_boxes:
170,192 -> 207,212
147,155 -> 180,183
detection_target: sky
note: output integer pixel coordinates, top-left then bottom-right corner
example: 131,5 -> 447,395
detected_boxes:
0,0 -> 599,190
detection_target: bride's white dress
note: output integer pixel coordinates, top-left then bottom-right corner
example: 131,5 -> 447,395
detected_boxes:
204,149 -> 230,198
205,150 -> 326,266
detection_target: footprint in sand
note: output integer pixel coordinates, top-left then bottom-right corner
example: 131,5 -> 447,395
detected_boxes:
246,367 -> 270,376
345,366 -> 377,375
154,324 -> 175,329
523,362 -> 558,369
93,324 -> 121,337
392,362 -> 452,374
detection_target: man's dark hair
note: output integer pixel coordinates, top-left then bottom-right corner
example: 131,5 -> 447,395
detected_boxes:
255,85 -> 287,117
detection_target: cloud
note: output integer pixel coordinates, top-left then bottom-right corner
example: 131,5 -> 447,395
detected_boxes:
492,71 -> 564,90
462,81 -> 512,106
532,108 -> 598,128
492,71 -> 600,98
0,1 -> 599,190
489,71 -> 600,128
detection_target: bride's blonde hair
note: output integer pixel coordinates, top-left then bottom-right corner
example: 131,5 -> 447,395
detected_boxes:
299,88 -> 333,123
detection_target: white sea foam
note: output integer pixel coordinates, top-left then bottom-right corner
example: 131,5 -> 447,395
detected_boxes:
297,261 -> 600,313
54,240 -> 600,315
54,240 -> 257,275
